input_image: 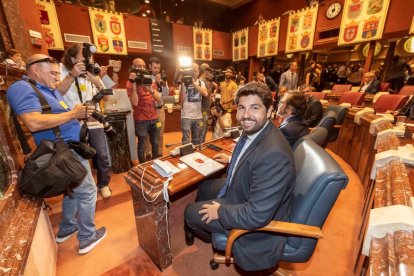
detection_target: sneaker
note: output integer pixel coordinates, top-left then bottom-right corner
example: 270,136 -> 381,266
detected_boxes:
56,228 -> 78,243
79,227 -> 107,255
100,186 -> 112,198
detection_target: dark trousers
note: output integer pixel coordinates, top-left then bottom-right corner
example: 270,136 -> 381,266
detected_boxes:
184,178 -> 226,242
89,128 -> 111,189
389,77 -> 405,93
135,119 -> 160,163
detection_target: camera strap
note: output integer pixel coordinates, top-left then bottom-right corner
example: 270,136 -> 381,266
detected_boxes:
74,78 -> 83,103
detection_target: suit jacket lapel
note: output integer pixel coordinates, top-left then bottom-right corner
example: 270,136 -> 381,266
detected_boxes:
231,122 -> 273,178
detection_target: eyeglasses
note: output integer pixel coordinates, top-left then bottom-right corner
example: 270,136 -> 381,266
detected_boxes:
27,57 -> 58,66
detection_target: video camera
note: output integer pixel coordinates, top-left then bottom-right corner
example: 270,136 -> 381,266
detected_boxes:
82,43 -> 101,76
128,67 -> 153,85
91,110 -> 116,136
174,68 -> 194,86
207,68 -> 225,83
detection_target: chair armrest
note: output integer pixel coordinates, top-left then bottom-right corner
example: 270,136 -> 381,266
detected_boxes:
224,221 -> 323,262
334,125 -> 342,129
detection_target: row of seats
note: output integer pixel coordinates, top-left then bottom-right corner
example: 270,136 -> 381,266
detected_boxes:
209,107 -> 350,272
331,84 -> 414,95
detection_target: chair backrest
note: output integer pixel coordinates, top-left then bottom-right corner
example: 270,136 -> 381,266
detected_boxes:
325,105 -> 349,142
398,85 -> 414,96
380,82 -> 390,92
293,127 -> 328,150
316,111 -> 337,145
282,140 -> 348,263
331,84 -> 352,94
373,94 -> 409,113
338,91 -> 366,105
311,92 -> 326,100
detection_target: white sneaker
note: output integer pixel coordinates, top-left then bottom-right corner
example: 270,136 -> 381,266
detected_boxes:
100,186 -> 111,198
78,227 -> 107,255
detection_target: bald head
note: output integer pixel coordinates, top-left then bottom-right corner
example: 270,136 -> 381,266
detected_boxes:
25,54 -> 60,88
26,54 -> 50,72
133,58 -> 146,69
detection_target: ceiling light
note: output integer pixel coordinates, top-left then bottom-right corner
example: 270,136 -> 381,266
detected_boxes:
175,3 -> 178,6
142,13 -> 147,17
163,11 -> 167,14
144,0 -> 149,3
146,9 -> 151,13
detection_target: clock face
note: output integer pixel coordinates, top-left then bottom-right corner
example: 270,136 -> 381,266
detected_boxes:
326,2 -> 342,19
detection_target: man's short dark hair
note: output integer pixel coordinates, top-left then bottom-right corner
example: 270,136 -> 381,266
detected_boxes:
299,84 -> 313,92
285,91 -> 306,116
61,44 -> 82,70
226,66 -> 235,74
149,57 -> 161,65
235,82 -> 273,110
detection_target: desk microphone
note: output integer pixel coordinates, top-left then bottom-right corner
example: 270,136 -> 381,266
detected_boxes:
166,142 -> 185,148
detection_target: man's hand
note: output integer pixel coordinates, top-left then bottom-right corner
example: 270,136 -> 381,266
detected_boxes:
70,62 -> 86,78
199,201 -> 220,224
71,104 -> 95,120
84,72 -> 103,89
99,65 -> 108,78
213,153 -> 230,164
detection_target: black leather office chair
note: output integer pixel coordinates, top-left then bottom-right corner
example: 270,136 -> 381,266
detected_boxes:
210,140 -> 349,271
325,105 -> 348,143
293,127 -> 328,150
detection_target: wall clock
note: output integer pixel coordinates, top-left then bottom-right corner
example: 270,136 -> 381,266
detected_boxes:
326,2 -> 342,19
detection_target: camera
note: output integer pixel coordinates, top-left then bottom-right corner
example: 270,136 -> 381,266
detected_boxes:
207,68 -> 225,83
128,67 -> 153,85
160,70 -> 168,86
82,43 -> 101,76
89,88 -> 114,104
91,111 -> 116,136
174,68 -> 194,86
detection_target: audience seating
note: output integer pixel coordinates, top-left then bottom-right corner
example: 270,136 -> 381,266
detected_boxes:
397,85 -> 414,96
210,140 -> 349,271
311,92 -> 326,100
373,94 -> 409,113
293,127 -> 328,150
331,84 -> 352,94
325,105 -> 349,143
316,111 -> 337,147
379,82 -> 390,92
338,91 -> 366,106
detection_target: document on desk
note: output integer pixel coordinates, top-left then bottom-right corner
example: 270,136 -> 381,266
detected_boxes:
179,152 -> 225,176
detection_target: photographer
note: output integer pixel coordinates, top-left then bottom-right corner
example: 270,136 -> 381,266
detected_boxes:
57,43 -> 112,199
126,58 -> 162,164
7,54 -> 106,254
210,102 -> 232,139
199,63 -> 217,143
149,57 -> 168,157
179,62 -> 208,146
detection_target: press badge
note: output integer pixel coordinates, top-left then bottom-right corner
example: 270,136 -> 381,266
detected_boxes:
156,122 -> 162,128
59,101 -> 69,109
79,83 -> 87,92
202,111 -> 207,116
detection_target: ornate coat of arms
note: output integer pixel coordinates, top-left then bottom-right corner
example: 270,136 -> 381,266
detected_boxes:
290,15 -> 300,33
362,16 -> 379,38
37,3 -> 50,25
289,34 -> 297,50
110,16 -> 121,35
343,21 -> 359,42
348,0 -> 363,20
303,11 -> 313,30
97,34 -> 109,52
269,22 -> 277,38
300,32 -> 311,48
195,31 -> 202,44
112,36 -> 123,53
94,14 -> 106,33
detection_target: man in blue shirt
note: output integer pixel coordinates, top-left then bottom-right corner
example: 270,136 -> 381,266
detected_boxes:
7,54 -> 107,255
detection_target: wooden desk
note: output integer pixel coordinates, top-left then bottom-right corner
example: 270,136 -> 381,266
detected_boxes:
125,138 -> 236,270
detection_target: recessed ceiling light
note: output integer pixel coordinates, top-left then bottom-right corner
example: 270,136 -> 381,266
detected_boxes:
146,9 -> 151,13
163,11 -> 167,14
175,3 -> 178,6
144,0 -> 149,3
142,13 -> 147,17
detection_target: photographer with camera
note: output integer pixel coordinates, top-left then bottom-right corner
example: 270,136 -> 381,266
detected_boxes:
57,43 -> 112,199
148,57 -> 169,157
210,101 -> 232,140
198,63 -> 217,143
179,62 -> 208,146
126,58 -> 162,164
8,54 -> 106,254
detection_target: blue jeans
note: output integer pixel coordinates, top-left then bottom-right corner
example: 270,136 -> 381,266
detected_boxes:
199,113 -> 209,143
135,119 -> 160,163
58,151 -> 98,248
89,128 -> 111,189
181,118 -> 202,145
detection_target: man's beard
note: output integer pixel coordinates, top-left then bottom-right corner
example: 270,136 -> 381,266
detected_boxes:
239,117 -> 266,135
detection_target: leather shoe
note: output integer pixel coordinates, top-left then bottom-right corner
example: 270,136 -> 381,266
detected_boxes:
184,225 -> 194,246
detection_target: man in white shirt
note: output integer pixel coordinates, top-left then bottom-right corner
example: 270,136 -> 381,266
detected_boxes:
359,72 -> 380,94
57,43 -> 112,198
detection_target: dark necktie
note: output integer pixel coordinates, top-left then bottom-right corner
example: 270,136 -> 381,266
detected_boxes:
217,134 -> 248,198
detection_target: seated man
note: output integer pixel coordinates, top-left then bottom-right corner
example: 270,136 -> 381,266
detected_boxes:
387,94 -> 414,118
300,84 -> 323,127
184,82 -> 295,272
277,91 -> 309,147
359,71 -> 380,94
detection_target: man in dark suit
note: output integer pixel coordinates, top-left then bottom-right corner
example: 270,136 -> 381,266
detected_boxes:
279,61 -> 298,91
277,91 -> 309,147
300,84 -> 323,127
184,82 -> 295,272
359,72 -> 380,94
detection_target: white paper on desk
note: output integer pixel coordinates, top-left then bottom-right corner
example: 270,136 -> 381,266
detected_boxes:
179,152 -> 225,176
